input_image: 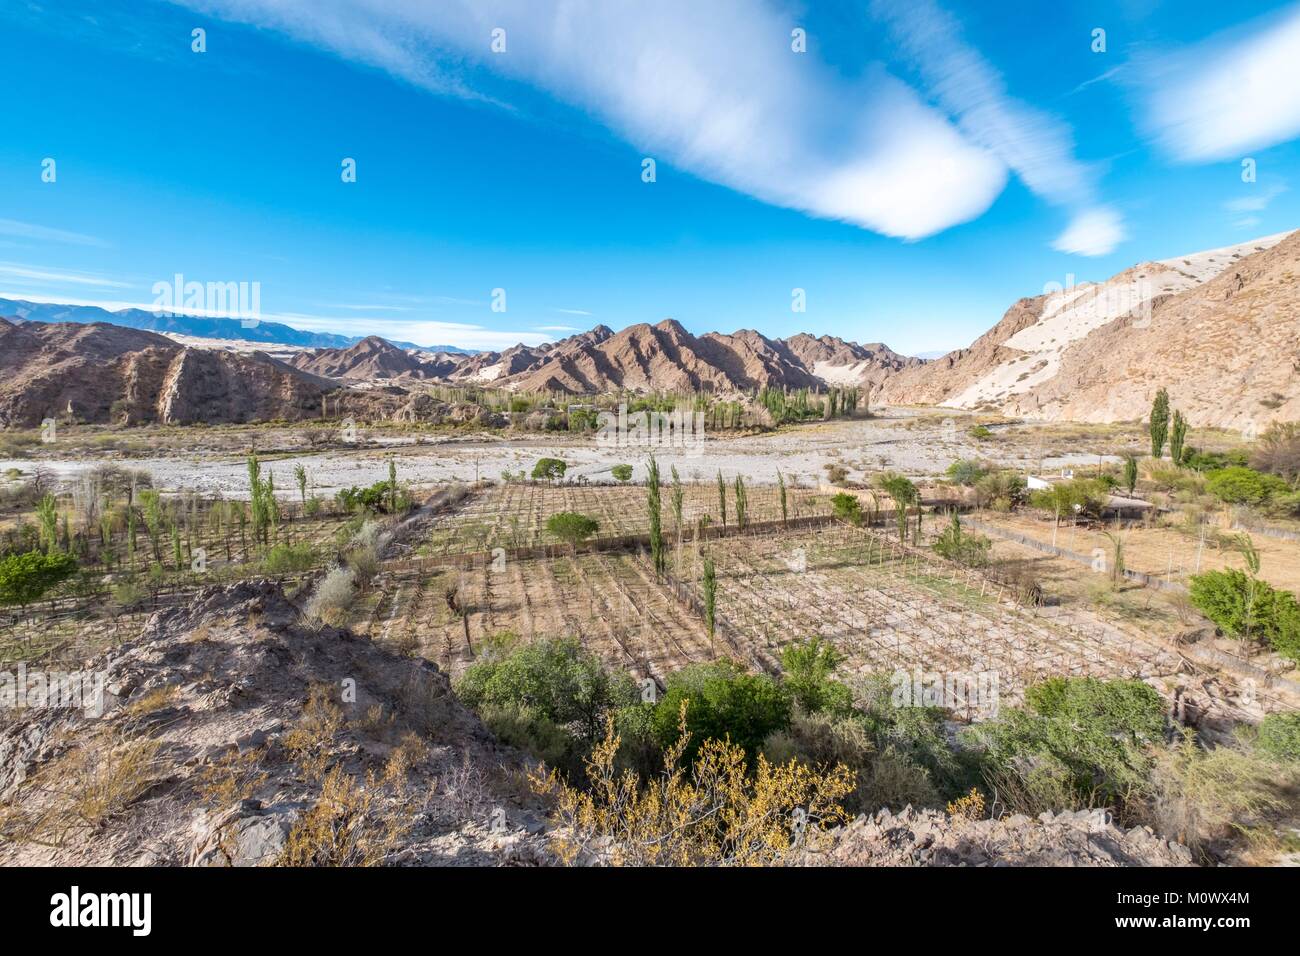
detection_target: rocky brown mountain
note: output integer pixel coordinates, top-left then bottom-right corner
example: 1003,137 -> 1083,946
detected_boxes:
879,230 -> 1300,428
782,334 -> 925,389
0,317 -> 338,427
484,320 -> 879,395
289,335 -> 438,381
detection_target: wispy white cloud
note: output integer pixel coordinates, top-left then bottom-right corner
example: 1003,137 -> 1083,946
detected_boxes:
173,0 -> 1009,240
1068,66 -> 1122,96
1223,181 -> 1288,213
549,308 -> 591,317
0,219 -> 107,247
0,262 -> 130,288
535,324 -> 581,333
320,302 -> 413,312
1050,207 -> 1127,257
868,0 -> 1122,255
1135,4 -> 1300,162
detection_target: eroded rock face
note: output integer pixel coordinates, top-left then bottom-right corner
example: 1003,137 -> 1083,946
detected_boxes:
0,319 -> 338,426
799,806 -> 1194,867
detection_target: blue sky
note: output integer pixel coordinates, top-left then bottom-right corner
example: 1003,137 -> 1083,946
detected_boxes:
2,0 -> 1299,353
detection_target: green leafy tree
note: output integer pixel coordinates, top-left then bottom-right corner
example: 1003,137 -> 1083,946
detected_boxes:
650,661 -> 791,765
932,512 -> 992,567
702,554 -> 717,655
294,463 -> 308,506
733,475 -> 748,531
247,453 -> 266,545
831,492 -> 862,525
35,493 -> 59,554
1170,409 -> 1188,465
532,457 -> 567,481
388,458 -> 398,514
171,521 -> 183,571
1150,388 -> 1170,459
670,466 -> 685,548
0,550 -> 78,616
716,471 -> 727,530
546,511 -> 599,553
646,456 -> 665,579
611,463 -> 633,483
945,459 -> 988,487
1029,478 -> 1107,546
139,489 -> 165,562
776,468 -> 788,526
877,474 -> 918,543
1123,454 -> 1139,495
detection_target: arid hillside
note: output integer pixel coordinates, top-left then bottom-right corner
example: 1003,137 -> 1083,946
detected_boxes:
0,318 -> 339,427
879,230 -> 1300,428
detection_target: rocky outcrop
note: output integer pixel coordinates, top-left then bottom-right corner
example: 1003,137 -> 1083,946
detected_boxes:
0,580 -> 546,866
0,319 -> 339,427
802,806 -> 1194,867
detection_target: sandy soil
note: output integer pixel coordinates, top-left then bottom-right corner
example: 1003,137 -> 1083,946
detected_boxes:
1,409 -> 1118,500
975,511 -> 1300,594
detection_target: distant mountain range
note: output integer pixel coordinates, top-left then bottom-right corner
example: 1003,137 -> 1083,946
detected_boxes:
290,323 -> 924,396
0,297 -> 475,354
3,227 -> 1295,429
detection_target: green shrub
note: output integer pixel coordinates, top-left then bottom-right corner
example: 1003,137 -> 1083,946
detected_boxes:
1029,477 -> 1109,521
762,711 -> 939,813
262,541 -> 319,574
968,425 -> 993,440
830,492 -> 862,525
454,637 -> 637,744
610,464 -> 633,483
334,480 -> 409,514
963,677 -> 1165,817
651,661 -> 791,764
1182,448 -> 1249,473
854,672 -> 973,798
479,703 -> 586,777
780,638 -> 853,718
1254,712 -> 1300,763
973,470 -> 1026,510
1205,466 -> 1289,506
932,512 -> 992,567
1189,569 -> 1300,661
945,459 -> 988,486
1145,729 -> 1300,860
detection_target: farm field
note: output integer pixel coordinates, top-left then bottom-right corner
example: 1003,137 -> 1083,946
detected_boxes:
671,523 -> 1194,709
419,480 -> 831,556
970,510 -> 1300,594
357,549 -> 714,685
